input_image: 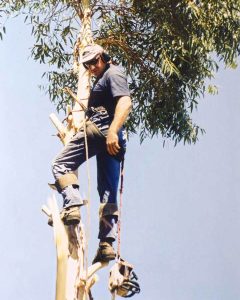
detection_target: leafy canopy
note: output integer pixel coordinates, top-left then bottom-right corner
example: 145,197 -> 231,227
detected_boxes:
1,0 -> 240,144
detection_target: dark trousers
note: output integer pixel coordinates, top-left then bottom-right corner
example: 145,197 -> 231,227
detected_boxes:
52,110 -> 126,240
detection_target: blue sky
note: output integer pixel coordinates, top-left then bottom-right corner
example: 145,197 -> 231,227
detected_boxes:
1,18 -> 240,300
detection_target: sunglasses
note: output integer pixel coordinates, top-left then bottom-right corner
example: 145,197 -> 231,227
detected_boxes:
83,56 -> 100,69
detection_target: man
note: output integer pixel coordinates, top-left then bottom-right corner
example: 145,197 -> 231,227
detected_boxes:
51,44 -> 132,263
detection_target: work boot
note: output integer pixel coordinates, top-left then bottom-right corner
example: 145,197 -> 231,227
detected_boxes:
48,206 -> 81,226
92,241 -> 116,264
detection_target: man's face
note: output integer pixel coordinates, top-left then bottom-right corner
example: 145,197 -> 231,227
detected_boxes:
83,55 -> 107,77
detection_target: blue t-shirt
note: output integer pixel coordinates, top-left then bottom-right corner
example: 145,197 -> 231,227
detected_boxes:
88,64 -> 130,119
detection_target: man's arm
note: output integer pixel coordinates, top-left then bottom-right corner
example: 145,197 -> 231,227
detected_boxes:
106,96 -> 132,156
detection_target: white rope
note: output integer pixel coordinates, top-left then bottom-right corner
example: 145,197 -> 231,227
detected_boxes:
83,118 -> 91,288
111,290 -> 116,300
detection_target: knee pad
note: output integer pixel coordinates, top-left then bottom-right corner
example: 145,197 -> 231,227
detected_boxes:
99,203 -> 118,219
55,173 -> 79,193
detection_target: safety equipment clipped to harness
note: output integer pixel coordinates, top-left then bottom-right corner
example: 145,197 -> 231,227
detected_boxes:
109,259 -> 140,298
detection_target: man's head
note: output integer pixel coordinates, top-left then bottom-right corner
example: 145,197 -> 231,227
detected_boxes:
81,44 -> 110,77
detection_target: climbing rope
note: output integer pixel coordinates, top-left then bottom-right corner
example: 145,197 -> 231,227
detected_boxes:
117,158 -> 125,260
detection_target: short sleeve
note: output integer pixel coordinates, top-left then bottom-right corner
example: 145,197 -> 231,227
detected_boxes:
106,67 -> 130,98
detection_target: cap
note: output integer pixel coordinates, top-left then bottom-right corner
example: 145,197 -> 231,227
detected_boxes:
80,44 -> 104,63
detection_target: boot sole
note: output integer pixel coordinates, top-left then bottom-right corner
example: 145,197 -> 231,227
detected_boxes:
47,215 -> 80,227
63,217 -> 80,226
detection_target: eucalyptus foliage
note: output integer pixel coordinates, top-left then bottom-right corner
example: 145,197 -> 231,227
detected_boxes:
1,0 -> 240,144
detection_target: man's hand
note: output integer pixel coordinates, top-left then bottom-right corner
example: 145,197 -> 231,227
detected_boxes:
106,95 -> 132,156
106,129 -> 120,156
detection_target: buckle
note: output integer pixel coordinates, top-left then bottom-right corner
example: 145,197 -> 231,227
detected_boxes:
87,106 -> 107,116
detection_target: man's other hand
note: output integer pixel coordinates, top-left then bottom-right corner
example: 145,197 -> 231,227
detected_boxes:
106,130 -> 120,155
